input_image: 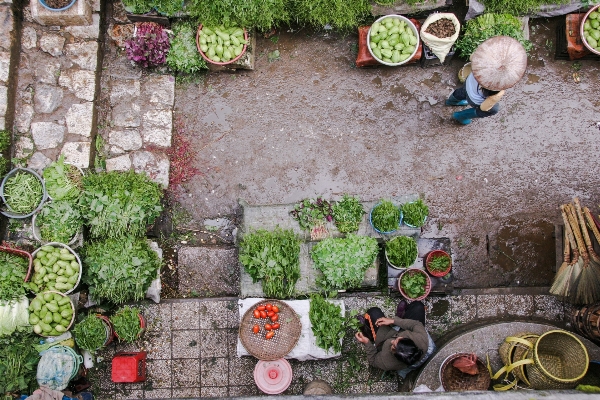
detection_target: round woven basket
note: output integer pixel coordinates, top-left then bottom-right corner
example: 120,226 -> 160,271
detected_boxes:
239,300 -> 302,361
439,353 -> 491,391
498,333 -> 538,387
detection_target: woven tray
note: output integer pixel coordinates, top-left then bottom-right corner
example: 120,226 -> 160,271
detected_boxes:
239,300 -> 302,361
440,353 -> 491,392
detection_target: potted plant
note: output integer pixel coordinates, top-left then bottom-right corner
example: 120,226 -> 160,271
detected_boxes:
73,314 -> 113,352
38,0 -> 77,12
370,199 -> 401,234
110,306 -> 146,343
32,200 -> 83,245
426,250 -> 452,277
332,194 -> 364,234
290,197 -> 333,240
0,167 -> 47,219
385,236 -> 418,269
311,234 -> 379,292
398,268 -> 431,301
42,155 -> 84,201
401,198 -> 429,228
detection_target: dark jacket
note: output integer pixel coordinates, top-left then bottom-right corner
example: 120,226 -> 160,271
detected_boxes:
362,317 -> 429,371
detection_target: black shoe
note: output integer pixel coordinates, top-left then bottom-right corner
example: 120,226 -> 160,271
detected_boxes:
396,300 -> 408,318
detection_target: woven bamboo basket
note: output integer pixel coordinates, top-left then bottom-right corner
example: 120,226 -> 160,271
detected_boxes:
498,332 -> 538,387
440,353 -> 491,391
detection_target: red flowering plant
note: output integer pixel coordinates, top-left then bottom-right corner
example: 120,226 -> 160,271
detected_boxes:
125,22 -> 170,68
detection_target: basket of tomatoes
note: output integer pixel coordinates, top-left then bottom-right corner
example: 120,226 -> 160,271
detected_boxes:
239,300 -> 302,361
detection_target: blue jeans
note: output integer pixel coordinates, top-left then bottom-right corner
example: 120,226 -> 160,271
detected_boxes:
451,85 -> 500,118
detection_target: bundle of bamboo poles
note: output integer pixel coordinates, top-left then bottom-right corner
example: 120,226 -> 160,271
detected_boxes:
550,198 -> 600,304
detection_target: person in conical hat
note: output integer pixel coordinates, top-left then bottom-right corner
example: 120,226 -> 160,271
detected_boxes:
445,36 -> 527,125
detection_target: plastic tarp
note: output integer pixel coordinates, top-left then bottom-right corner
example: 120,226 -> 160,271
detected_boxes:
466,0 -> 598,20
236,298 -> 345,361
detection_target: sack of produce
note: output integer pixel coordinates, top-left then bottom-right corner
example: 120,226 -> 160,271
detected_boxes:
420,13 -> 460,63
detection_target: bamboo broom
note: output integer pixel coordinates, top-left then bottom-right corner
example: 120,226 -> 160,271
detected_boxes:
549,228 -> 572,298
573,199 -> 600,303
550,205 -> 581,299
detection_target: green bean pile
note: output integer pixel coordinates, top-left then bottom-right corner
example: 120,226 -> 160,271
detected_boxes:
3,171 -> 43,214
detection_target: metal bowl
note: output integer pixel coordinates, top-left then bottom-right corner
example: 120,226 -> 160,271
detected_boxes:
581,4 -> 600,56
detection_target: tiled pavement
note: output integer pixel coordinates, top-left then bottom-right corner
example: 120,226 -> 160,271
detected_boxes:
91,292 -> 568,399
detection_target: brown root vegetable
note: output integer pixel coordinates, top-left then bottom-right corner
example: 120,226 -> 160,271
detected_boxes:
424,18 -> 456,38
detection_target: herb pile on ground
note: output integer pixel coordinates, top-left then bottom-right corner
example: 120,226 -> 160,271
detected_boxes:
371,200 -> 400,233
481,0 -> 570,16
0,251 -> 28,302
309,294 -> 346,353
400,270 -> 427,299
42,155 -> 82,201
167,21 -> 208,74
73,314 -> 107,352
428,254 -> 451,273
332,194 -> 364,233
110,306 -> 143,343
188,0 -> 289,32
82,237 -> 160,304
401,199 -> 429,227
36,200 -> 83,243
290,197 -> 333,239
292,0 -> 371,31
0,130 -> 10,176
2,171 -> 43,215
79,171 -> 163,239
311,234 -> 379,291
386,236 -> 418,268
0,327 -> 39,396
239,228 -> 301,299
455,13 -> 532,59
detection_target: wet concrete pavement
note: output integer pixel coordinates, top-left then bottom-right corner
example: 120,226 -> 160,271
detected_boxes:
174,17 -> 600,289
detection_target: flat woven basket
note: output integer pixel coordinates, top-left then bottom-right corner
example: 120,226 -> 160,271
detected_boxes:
239,300 -> 302,361
440,353 -> 491,391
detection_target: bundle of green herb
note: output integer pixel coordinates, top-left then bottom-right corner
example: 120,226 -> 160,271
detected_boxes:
188,0 -> 288,32
332,194 -> 364,233
311,234 -> 379,291
110,306 -> 143,343
3,171 -> 44,214
481,0 -> 570,16
0,251 -> 28,302
153,0 -> 183,16
42,156 -> 83,201
290,197 -> 333,239
122,0 -> 152,14
428,254 -> 451,273
0,327 -> 39,396
79,171 -> 163,239
167,21 -> 208,74
82,237 -> 160,304
370,200 -> 400,233
73,315 -> 108,351
35,200 -> 83,243
386,236 -> 418,268
401,199 -> 428,227
0,130 -> 10,176
309,294 -> 346,353
400,270 -> 427,299
455,13 -> 532,59
239,228 -> 301,299
291,0 -> 371,31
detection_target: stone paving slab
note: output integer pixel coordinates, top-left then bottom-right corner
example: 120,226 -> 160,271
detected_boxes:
177,246 -> 239,297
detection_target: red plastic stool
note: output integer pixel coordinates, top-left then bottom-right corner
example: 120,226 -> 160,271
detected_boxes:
111,352 -> 147,383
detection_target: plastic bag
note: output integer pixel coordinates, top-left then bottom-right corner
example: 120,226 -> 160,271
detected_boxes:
37,346 -> 81,390
420,13 -> 460,63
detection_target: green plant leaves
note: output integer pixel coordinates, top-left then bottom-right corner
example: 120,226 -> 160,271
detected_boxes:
371,200 -> 400,233
332,194 -> 364,233
400,270 -> 426,299
167,21 -> 208,74
385,236 -> 417,268
110,306 -> 142,343
309,294 -> 345,353
73,315 -> 107,352
401,199 -> 428,227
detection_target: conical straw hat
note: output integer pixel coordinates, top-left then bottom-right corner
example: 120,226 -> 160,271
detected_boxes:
471,36 -> 527,91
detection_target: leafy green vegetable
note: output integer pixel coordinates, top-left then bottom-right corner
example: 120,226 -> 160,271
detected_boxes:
3,171 -> 43,214
110,306 -> 143,343
0,252 -> 28,302
153,0 -> 183,16
401,199 -> 428,227
332,194 -> 364,233
0,130 -> 10,152
82,237 -> 160,304
0,326 -> 39,396
79,171 -> 163,239
311,234 -> 379,291
73,314 -> 107,352
0,297 -> 30,336
188,0 -> 289,32
43,156 -> 83,201
370,200 -> 400,233
385,236 -> 418,268
309,294 -> 346,353
400,270 -> 427,299
481,0 -> 570,16
239,228 -> 301,299
36,200 -> 83,243
428,254 -> 451,273
290,197 -> 333,231
122,0 -> 153,14
291,0 -> 371,31
455,13 -> 532,59
167,21 -> 208,74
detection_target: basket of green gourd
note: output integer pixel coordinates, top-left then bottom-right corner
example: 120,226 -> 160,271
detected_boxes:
29,291 -> 75,337
28,243 -> 82,295
581,5 -> 600,55
196,25 -> 248,65
368,14 -> 420,66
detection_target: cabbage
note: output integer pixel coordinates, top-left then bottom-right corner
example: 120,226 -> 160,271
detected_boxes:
0,297 -> 29,336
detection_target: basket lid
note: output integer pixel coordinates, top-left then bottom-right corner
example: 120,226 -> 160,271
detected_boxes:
254,358 -> 293,394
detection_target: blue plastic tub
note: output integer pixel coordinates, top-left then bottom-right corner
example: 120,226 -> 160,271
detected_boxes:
369,202 -> 402,234
38,0 -> 77,12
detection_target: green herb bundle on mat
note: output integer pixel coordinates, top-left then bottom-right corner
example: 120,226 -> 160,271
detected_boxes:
42,156 -> 83,201
0,252 -> 28,302
36,200 -> 83,243
239,228 -> 301,299
332,194 -> 364,234
187,0 -> 289,32
291,0 -> 371,31
0,327 -> 39,396
481,0 -> 570,16
79,171 -> 163,239
311,234 -> 379,291
309,294 -> 346,353
167,21 -> 208,73
82,237 -> 160,304
73,315 -> 107,352
401,198 -> 428,227
455,13 -> 532,59
386,236 -> 418,268
110,306 -> 143,343
3,171 -> 43,215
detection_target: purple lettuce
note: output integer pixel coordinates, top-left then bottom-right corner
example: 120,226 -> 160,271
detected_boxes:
125,22 -> 170,68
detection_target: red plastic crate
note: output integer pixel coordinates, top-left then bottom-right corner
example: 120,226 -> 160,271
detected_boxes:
111,352 -> 147,383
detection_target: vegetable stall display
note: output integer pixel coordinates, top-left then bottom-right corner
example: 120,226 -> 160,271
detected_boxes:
332,194 -> 364,234
42,156 -> 83,201
311,234 -> 379,291
28,292 -> 74,337
370,199 -> 400,233
385,235 -> 418,269
197,25 -> 248,64
34,200 -> 83,244
167,21 -> 208,74
582,8 -> 600,54
426,251 -> 452,276
110,306 -> 145,343
28,244 -> 81,294
401,199 -> 429,228
309,294 -> 346,353
239,228 -> 301,299
73,314 -> 109,352
249,302 -> 282,340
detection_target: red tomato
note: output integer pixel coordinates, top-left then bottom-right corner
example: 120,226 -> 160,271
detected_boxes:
260,310 -> 268,319
265,304 -> 273,311
267,311 -> 275,317
272,306 -> 280,313
265,324 -> 272,331
270,314 -> 279,322
265,331 -> 275,340
272,323 -> 280,330
257,305 -> 266,311
252,325 -> 260,334
253,310 -> 261,319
